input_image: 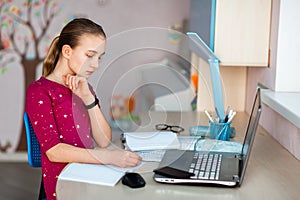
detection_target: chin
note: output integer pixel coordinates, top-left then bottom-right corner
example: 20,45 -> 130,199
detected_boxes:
79,73 -> 90,78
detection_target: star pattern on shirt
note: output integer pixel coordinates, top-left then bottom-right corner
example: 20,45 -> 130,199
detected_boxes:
26,77 -> 97,200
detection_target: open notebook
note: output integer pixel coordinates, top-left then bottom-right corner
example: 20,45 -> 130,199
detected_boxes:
124,131 -> 180,151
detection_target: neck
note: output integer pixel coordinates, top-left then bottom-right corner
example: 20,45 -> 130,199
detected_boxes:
46,70 -> 68,86
52,71 -> 65,83
46,59 -> 74,86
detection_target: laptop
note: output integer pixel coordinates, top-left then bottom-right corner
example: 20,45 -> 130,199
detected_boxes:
153,88 -> 262,187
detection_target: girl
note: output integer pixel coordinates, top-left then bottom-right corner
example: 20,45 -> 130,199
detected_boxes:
25,18 -> 141,200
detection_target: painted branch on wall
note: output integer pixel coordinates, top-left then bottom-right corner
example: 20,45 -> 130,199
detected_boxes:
0,0 -> 61,151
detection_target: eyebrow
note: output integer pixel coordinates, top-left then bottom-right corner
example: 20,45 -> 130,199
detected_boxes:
87,50 -> 105,56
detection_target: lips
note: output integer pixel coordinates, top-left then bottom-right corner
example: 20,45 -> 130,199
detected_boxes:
86,71 -> 94,75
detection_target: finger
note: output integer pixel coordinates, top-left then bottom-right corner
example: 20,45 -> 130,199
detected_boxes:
132,153 -> 142,161
123,160 -> 139,168
63,75 -> 67,85
125,151 -> 140,160
75,76 -> 86,89
74,77 -> 80,89
121,152 -> 138,166
128,154 -> 142,165
133,152 -> 142,160
65,74 -> 74,89
71,76 -> 77,90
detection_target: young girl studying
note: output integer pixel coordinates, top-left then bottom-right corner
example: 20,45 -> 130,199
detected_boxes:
25,18 -> 141,200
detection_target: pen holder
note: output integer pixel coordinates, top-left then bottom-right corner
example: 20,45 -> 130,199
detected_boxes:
209,121 -> 231,141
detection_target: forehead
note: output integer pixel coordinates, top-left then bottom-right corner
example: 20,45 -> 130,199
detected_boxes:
77,34 -> 106,53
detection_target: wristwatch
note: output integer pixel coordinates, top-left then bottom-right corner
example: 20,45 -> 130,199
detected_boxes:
84,97 -> 99,109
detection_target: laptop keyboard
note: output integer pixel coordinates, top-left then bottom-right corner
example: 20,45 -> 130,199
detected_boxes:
189,153 -> 222,180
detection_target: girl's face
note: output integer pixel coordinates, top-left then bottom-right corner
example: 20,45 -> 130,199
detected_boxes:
68,34 -> 106,78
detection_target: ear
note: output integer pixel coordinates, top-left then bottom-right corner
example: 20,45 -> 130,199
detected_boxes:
61,44 -> 72,59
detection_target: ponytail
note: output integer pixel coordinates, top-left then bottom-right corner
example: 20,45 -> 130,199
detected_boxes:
42,36 -> 60,77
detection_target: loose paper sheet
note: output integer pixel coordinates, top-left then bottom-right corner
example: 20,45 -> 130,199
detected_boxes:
59,163 -> 142,187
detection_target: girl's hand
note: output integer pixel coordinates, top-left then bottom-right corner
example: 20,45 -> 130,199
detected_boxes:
64,74 -> 94,104
93,149 -> 142,168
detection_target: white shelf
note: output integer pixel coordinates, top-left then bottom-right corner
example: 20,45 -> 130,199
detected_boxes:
261,90 -> 300,129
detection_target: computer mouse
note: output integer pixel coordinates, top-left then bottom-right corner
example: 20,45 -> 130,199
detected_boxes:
121,172 -> 146,188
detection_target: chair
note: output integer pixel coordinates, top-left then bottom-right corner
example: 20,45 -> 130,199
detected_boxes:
24,112 -> 47,200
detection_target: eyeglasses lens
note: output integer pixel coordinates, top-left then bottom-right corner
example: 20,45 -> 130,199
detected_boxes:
170,126 -> 184,133
156,124 -> 168,130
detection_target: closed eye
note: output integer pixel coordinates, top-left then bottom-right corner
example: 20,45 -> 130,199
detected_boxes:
86,53 -> 95,58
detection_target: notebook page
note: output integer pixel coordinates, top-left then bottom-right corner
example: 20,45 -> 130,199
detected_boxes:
58,163 -> 142,187
124,131 -> 180,151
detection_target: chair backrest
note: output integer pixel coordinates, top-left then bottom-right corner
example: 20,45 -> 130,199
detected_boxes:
24,112 -> 41,168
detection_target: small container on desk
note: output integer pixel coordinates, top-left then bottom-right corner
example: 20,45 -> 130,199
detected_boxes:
209,121 -> 231,141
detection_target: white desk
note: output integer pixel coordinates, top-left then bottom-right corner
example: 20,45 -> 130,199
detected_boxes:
56,111 -> 300,200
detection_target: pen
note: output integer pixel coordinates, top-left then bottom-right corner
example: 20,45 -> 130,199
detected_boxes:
226,106 -> 231,116
227,111 -> 236,123
225,109 -> 234,122
215,107 -> 224,122
228,109 -> 233,119
204,109 -> 214,122
224,115 -> 229,123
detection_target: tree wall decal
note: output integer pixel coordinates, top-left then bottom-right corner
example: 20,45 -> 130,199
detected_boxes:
0,0 -> 61,151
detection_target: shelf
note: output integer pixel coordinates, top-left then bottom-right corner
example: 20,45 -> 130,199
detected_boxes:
261,90 -> 300,129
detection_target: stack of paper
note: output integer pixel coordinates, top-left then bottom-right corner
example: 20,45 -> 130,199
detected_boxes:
58,163 -> 141,187
124,131 -> 180,151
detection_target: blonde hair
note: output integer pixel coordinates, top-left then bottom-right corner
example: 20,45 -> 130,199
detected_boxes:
42,36 -> 60,77
42,18 -> 106,77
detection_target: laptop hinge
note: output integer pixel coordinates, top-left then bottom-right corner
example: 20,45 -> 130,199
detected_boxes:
232,175 -> 240,182
234,154 -> 242,160
234,154 -> 244,178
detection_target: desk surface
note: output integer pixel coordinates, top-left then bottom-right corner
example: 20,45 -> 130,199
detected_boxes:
56,111 -> 300,200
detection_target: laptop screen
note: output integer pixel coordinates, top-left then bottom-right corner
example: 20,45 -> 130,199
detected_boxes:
239,88 -> 262,183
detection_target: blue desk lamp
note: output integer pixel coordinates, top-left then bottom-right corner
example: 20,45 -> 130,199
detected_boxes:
187,32 -> 225,122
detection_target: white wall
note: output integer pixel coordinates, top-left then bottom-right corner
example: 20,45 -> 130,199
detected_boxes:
275,0 -> 300,92
0,0 -> 190,152
247,0 -> 300,110
245,0 -> 300,159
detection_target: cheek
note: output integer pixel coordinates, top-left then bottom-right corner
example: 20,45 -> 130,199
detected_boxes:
70,54 -> 87,72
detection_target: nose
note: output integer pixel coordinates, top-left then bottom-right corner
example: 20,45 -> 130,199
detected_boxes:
91,58 -> 99,69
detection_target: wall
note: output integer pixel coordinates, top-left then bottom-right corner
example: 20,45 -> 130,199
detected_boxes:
246,0 -> 300,159
247,0 -> 300,104
246,0 -> 280,111
196,58 -> 247,113
275,0 -> 300,92
0,0 -> 190,152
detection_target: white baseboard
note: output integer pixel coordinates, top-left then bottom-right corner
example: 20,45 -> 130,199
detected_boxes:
0,152 -> 27,162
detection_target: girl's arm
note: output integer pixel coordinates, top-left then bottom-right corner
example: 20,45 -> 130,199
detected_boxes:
83,94 -> 112,148
46,143 -> 141,168
65,75 -> 112,147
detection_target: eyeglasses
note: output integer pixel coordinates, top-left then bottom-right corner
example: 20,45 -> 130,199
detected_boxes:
155,124 -> 184,134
